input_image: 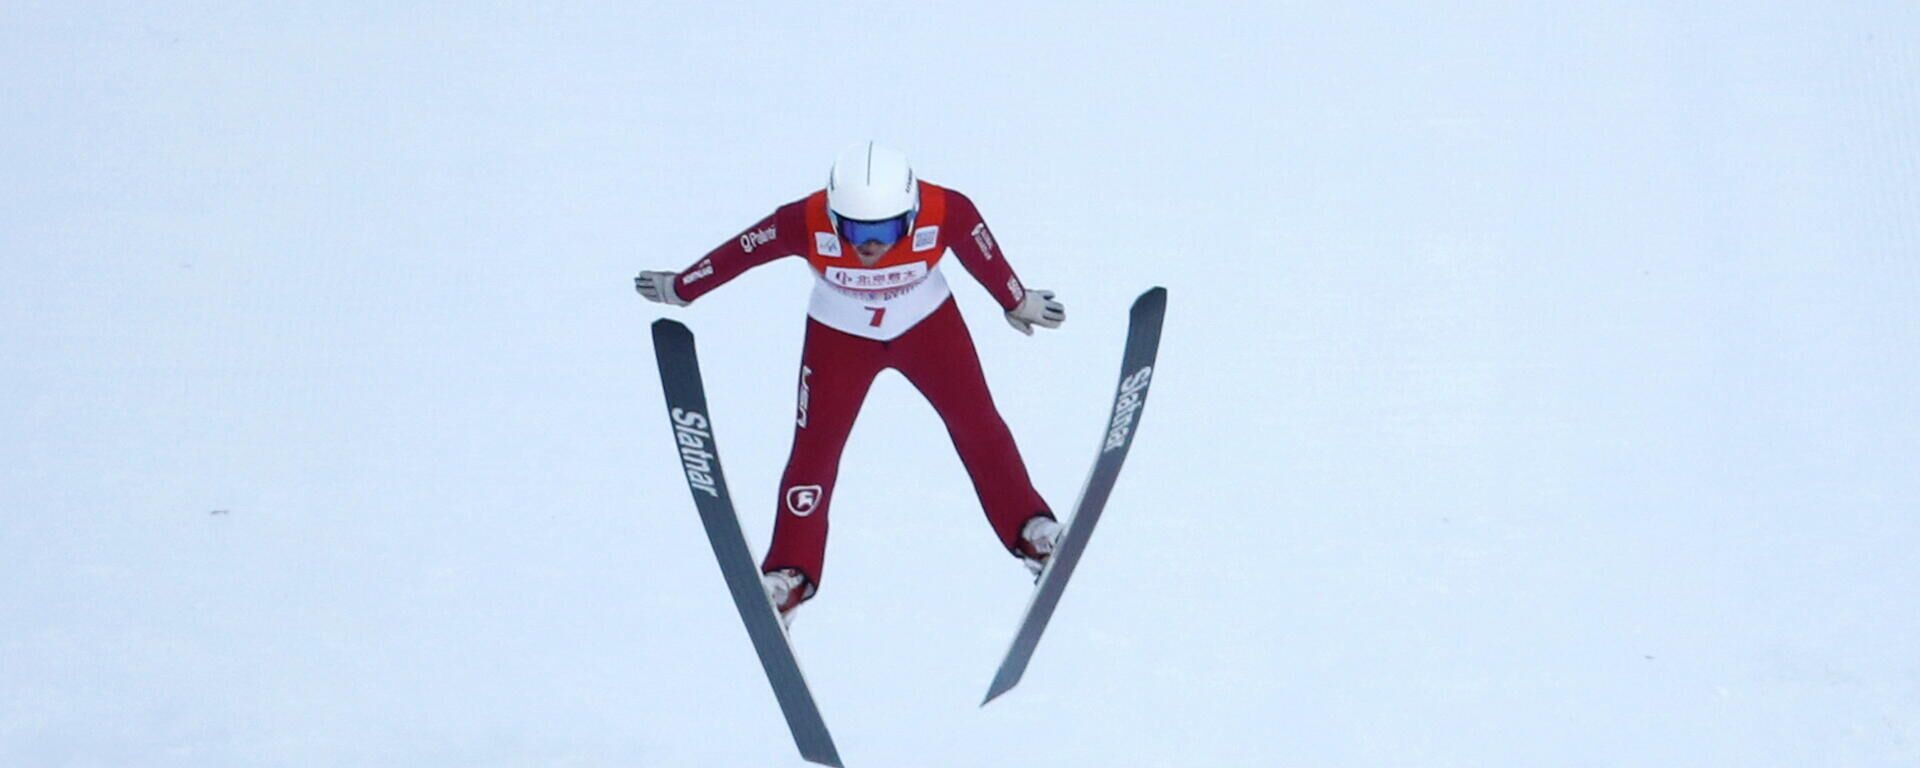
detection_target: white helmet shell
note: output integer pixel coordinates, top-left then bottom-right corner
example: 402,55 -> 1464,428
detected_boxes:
827,142 -> 918,223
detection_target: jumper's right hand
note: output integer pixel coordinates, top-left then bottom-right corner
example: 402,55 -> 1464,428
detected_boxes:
634,270 -> 688,306
1005,289 -> 1065,335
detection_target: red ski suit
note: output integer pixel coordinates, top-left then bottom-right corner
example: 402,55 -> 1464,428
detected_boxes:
670,182 -> 1054,593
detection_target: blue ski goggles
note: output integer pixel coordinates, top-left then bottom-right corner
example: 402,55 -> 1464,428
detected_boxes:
836,212 -> 912,246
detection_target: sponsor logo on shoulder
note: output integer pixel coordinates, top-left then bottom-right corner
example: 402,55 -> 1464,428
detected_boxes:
786,485 -> 823,517
912,226 -> 939,252
671,408 -> 721,497
971,222 -> 996,259
1103,366 -> 1154,453
740,225 -> 776,253
815,232 -> 842,258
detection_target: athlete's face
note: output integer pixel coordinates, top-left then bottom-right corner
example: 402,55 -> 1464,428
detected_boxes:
854,239 -> 891,260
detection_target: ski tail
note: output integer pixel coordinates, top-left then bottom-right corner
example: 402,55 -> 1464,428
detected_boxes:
983,287 -> 1167,706
652,319 -> 844,768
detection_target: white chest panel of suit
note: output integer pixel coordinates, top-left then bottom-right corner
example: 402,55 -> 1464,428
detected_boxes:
806,259 -> 952,341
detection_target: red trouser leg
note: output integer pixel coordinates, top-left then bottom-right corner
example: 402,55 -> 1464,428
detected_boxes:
760,319 -> 883,591
893,300 -> 1054,554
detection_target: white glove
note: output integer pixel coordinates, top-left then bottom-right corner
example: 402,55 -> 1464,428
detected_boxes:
634,270 -> 688,306
1005,289 -> 1065,335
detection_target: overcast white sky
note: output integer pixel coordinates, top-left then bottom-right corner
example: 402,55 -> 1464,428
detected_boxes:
3,3 -> 1917,766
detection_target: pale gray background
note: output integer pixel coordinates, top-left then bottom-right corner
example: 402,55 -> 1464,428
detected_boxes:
3,2 -> 1916,766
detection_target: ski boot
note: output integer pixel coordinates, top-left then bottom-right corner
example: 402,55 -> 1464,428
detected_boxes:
1014,515 -> 1063,579
762,568 -> 811,628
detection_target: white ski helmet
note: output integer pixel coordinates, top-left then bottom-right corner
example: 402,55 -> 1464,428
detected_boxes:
827,142 -> 919,243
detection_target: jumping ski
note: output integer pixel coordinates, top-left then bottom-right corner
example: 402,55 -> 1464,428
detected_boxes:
983,286 -> 1167,706
652,319 -> 844,768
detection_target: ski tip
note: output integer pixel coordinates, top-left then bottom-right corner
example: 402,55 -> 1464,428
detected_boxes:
650,318 -> 692,346
981,680 -> 1016,708
804,752 -> 845,768
1132,286 -> 1168,314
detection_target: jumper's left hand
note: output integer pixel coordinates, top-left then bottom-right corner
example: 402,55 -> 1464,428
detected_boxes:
1006,290 -> 1065,335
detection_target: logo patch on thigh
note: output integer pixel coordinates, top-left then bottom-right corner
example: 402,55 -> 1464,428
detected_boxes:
786,485 -> 824,517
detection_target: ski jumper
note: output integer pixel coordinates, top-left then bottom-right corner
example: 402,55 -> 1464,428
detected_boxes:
670,182 -> 1053,591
